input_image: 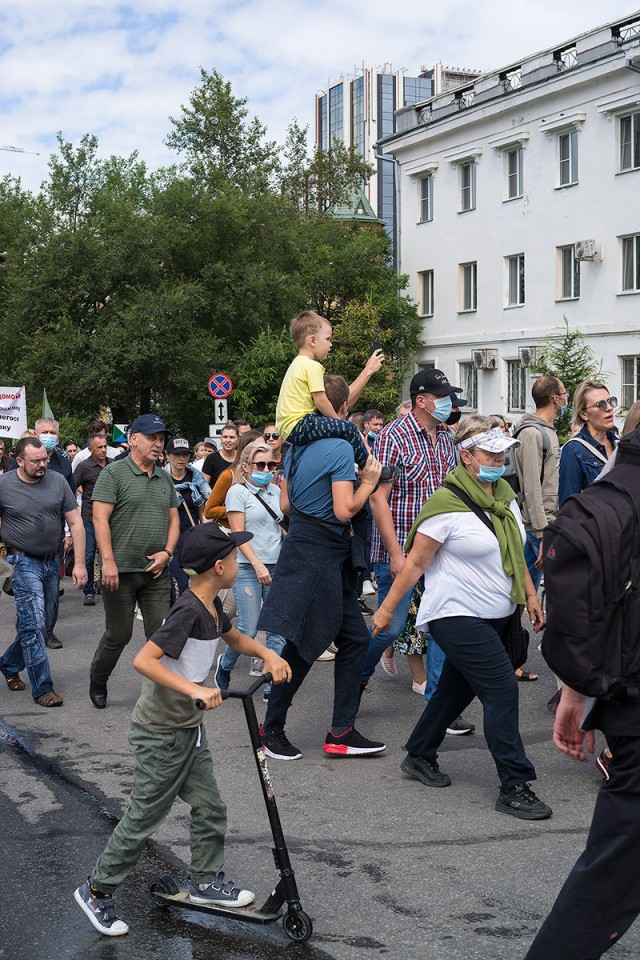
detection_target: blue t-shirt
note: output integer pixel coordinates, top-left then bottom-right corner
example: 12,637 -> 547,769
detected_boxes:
225,481 -> 283,565
285,439 -> 355,524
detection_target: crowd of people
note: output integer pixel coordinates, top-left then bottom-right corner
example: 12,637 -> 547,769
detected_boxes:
1,308 -> 640,952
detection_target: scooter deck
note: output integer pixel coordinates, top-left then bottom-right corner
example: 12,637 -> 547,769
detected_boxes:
154,889 -> 283,924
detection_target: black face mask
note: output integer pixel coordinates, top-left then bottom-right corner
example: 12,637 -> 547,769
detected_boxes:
445,410 -> 462,426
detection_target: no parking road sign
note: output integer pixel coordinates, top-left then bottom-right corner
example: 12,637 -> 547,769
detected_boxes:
207,373 -> 233,399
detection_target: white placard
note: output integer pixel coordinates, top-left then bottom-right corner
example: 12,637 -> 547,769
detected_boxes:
213,398 -> 228,425
0,386 -> 27,437
208,424 -> 224,438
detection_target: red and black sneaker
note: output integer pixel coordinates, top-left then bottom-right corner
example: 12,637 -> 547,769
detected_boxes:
323,728 -> 386,757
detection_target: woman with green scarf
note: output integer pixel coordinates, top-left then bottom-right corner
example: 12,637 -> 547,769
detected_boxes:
371,416 -> 549,821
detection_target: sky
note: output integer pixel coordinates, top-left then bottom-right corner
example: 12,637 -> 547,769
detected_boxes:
1,1 -> 638,192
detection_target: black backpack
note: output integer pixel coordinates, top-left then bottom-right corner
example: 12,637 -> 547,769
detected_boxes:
506,422 -> 551,497
540,432 -> 640,700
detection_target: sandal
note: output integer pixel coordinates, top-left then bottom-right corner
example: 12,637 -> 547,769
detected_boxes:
4,673 -> 25,692
516,669 -> 538,682
35,691 -> 63,707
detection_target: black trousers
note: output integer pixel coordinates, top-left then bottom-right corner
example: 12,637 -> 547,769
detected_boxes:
524,734 -> 640,959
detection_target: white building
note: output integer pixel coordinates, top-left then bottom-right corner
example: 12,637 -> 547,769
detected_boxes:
382,14 -> 640,419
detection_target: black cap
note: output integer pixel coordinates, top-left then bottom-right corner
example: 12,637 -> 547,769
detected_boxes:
409,369 -> 461,398
178,523 -> 253,574
167,437 -> 190,454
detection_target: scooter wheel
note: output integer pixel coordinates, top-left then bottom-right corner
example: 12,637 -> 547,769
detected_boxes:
148,874 -> 179,907
283,909 -> 313,942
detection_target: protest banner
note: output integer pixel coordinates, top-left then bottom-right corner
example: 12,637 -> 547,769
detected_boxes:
0,386 -> 27,437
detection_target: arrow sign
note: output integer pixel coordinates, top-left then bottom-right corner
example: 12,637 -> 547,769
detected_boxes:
207,373 -> 233,399
213,398 -> 228,425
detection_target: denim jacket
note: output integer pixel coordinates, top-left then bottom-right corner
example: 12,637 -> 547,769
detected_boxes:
163,463 -> 211,508
558,424 -> 618,506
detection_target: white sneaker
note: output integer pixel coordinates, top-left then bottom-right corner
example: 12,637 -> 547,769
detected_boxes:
316,647 -> 336,662
361,579 -> 376,596
249,658 -> 264,677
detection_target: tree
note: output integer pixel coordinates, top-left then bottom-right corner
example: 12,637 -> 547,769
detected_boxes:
534,316 -> 605,438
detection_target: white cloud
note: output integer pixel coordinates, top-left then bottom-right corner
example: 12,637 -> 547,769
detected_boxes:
1,0 -> 637,190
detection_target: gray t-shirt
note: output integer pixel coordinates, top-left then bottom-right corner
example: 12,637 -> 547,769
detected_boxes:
0,469 -> 78,554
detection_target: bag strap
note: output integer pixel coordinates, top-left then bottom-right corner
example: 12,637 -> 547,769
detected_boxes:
251,489 -> 286,528
444,482 -> 497,537
182,499 -> 197,528
563,436 -> 608,465
513,422 -> 551,483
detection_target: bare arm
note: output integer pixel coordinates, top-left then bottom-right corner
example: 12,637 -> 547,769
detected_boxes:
347,349 -> 384,408
312,390 -> 340,419
145,507 -> 180,579
331,456 -> 382,523
552,685 -> 595,761
280,477 -> 290,515
227,510 -> 273,585
371,532 -> 441,636
134,640 -> 223,710
64,507 -> 88,589
223,626 -> 292,684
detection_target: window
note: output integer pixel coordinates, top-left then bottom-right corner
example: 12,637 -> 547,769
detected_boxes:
622,235 -> 640,291
620,112 -> 640,171
506,254 -> 525,306
506,147 -> 523,199
460,161 -> 476,211
328,83 -> 343,142
418,270 -> 434,316
558,245 -> 580,299
507,360 -> 527,412
458,362 -> 478,409
419,174 -> 433,222
621,356 -> 640,408
559,130 -> 578,185
351,77 -> 365,159
459,262 -> 477,312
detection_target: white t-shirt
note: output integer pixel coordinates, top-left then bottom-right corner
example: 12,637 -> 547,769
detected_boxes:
415,501 -> 526,627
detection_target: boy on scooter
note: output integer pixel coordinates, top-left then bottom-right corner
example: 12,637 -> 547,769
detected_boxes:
74,522 -> 291,936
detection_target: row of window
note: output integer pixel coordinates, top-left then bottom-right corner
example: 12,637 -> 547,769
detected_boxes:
417,110 -> 640,220
418,236 -> 640,315
447,355 -> 640,413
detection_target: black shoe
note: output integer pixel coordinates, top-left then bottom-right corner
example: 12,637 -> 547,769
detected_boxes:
83,595 -> 96,606
446,716 -> 475,736
401,753 -> 451,787
323,728 -> 386,756
495,782 -> 552,820
260,727 -> 302,760
358,597 -> 374,615
90,680 -> 108,709
45,633 -> 63,649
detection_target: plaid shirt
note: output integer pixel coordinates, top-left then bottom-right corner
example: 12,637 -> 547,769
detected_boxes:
370,412 -> 456,564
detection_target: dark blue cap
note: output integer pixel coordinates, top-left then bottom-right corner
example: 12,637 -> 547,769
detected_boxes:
128,414 -> 167,436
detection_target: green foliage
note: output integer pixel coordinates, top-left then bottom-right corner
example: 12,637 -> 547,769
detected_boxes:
534,316 -> 605,438
227,327 -> 296,425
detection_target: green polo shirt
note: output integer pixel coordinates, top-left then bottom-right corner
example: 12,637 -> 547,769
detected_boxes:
92,456 -> 179,572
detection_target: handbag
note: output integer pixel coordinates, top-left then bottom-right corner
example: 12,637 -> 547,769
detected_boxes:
445,483 -> 529,669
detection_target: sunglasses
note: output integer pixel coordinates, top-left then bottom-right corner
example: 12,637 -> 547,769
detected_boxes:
263,432 -> 280,440
252,460 -> 278,471
587,397 -> 617,412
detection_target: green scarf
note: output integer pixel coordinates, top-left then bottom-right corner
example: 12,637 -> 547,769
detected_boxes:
404,463 -> 526,604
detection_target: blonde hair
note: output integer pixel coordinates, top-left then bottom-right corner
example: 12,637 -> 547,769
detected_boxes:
623,400 -> 640,437
571,380 -> 608,432
455,414 -> 504,447
233,440 -> 272,484
289,310 -> 328,347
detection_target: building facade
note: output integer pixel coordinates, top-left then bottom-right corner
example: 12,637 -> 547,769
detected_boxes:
382,15 -> 640,420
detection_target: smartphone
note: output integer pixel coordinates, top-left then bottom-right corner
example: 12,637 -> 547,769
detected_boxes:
370,340 -> 382,356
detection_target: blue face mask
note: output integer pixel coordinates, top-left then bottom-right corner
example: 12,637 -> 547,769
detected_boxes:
430,396 -> 453,422
368,430 -> 377,441
39,434 -> 57,452
478,464 -> 506,483
560,404 -> 568,416
250,470 -> 273,487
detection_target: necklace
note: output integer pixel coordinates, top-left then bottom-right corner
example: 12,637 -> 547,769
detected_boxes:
191,591 -> 219,631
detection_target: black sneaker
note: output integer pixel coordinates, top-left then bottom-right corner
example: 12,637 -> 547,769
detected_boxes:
496,782 -> 552,820
323,728 -> 386,756
215,653 -> 230,692
358,597 -> 374,615
401,753 -> 451,787
74,880 -> 129,936
446,716 -> 475,736
261,727 -> 302,760
189,872 -> 254,908
83,595 -> 96,606
45,632 -> 63,649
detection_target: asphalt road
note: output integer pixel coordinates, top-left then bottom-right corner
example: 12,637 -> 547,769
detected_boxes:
1,582 -> 639,960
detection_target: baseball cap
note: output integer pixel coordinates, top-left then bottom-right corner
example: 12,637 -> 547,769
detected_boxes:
410,369 -> 462,398
178,522 -> 253,574
458,428 -> 520,453
167,437 -> 190,454
203,437 -> 218,447
451,392 -> 468,408
128,414 -> 167,435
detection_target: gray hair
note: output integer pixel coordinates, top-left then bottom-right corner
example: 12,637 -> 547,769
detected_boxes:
35,417 -> 59,432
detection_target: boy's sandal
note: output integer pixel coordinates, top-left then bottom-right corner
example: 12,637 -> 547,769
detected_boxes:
515,669 -> 538,682
4,673 -> 25,692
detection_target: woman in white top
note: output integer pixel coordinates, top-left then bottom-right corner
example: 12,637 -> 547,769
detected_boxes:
214,441 -> 285,701
372,416 -> 549,821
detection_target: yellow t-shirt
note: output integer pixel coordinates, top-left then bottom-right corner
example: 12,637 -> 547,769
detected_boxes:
276,355 -> 326,439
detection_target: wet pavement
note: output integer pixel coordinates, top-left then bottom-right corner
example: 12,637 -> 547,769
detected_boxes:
1,584 -> 640,959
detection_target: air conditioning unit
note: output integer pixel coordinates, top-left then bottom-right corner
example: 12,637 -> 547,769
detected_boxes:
518,346 -> 538,367
574,239 -> 597,261
472,349 -> 498,370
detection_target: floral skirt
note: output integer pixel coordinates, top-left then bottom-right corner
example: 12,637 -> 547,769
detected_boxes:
393,579 -> 430,656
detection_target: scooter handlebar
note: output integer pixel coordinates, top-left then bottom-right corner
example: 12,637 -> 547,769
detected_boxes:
195,672 -> 273,710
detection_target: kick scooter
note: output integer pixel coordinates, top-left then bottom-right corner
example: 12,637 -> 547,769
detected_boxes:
147,674 -> 313,943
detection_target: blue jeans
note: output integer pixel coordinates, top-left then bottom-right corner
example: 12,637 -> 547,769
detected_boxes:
169,552 -> 190,607
524,531 -> 543,591
84,519 -> 97,597
360,561 -> 414,682
220,564 -> 284,672
0,553 -> 59,699
425,637 -> 446,700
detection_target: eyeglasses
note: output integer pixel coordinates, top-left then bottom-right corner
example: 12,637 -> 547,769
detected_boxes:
25,457 -> 48,465
587,397 -> 617,412
252,460 -> 278,471
263,433 -> 280,440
